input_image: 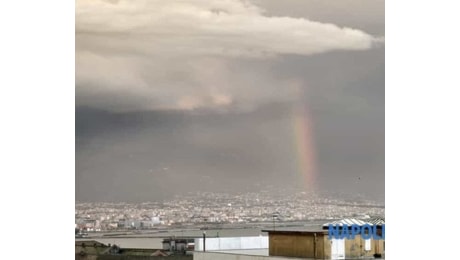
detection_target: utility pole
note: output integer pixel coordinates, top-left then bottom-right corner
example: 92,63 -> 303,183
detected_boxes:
203,231 -> 206,252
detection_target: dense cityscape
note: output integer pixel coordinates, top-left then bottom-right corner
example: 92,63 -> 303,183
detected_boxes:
76,190 -> 384,232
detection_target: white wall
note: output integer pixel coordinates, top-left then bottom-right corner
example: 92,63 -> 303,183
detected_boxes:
194,236 -> 268,251
193,251 -> 295,260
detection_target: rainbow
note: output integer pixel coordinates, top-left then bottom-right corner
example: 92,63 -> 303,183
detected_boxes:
292,97 -> 317,192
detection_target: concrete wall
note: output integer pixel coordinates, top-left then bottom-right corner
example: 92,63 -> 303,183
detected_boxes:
193,251 -> 301,260
194,236 -> 268,251
96,255 -> 191,260
76,254 -> 192,260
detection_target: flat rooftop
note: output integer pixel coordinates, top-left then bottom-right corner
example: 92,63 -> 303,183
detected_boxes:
262,226 -> 327,234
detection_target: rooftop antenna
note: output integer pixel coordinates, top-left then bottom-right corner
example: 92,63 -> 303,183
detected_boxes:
272,212 -> 280,231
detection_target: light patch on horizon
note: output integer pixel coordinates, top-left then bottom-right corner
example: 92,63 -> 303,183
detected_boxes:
76,0 -> 381,112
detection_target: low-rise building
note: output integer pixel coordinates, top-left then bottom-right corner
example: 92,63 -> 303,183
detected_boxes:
262,218 -> 384,259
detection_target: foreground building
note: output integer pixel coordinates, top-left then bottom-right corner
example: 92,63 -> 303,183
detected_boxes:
262,218 -> 385,259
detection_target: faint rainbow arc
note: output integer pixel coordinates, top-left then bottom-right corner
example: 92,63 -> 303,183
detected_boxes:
291,95 -> 318,191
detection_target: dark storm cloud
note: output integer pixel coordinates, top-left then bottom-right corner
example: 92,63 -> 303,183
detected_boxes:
76,47 -> 384,202
76,103 -> 299,201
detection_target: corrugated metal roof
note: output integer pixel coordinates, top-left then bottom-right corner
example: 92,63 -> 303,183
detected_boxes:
323,218 -> 368,227
367,218 -> 385,226
322,218 -> 385,227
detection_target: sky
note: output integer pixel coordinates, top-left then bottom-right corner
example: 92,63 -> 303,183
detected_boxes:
76,0 -> 385,203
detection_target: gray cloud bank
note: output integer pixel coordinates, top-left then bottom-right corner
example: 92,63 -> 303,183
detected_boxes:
76,0 -> 381,112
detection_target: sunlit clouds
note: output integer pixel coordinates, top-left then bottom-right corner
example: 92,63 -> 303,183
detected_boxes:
76,0 -> 380,112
